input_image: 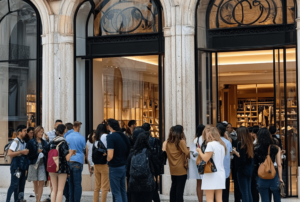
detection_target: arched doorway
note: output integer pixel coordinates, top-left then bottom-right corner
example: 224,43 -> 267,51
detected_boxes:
196,0 -> 298,197
0,0 -> 42,164
74,0 -> 164,149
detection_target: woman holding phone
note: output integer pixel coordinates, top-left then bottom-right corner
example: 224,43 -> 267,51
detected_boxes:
26,126 -> 48,202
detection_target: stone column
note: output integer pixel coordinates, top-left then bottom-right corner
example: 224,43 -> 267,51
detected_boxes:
162,0 -> 197,195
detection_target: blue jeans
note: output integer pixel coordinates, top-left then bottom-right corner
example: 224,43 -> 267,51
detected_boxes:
68,162 -> 83,202
109,165 -> 127,202
257,174 -> 281,202
6,169 -> 26,202
237,172 -> 253,202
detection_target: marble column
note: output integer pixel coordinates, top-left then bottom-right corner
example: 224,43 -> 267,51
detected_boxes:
162,2 -> 197,195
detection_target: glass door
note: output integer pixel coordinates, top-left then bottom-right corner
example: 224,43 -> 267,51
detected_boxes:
274,48 -> 298,196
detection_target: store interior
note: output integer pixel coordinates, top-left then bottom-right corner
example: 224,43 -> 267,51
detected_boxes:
93,55 -> 160,137
217,49 -> 298,195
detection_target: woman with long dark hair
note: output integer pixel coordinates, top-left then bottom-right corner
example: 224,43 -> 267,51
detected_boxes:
126,132 -> 158,202
166,125 -> 189,202
26,126 -> 48,202
254,128 -> 283,202
197,127 -> 227,202
93,124 -> 110,202
188,124 -> 205,202
232,127 -> 254,202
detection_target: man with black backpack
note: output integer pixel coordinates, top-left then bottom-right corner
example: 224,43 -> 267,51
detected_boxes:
6,125 -> 29,202
107,119 -> 131,202
142,123 -> 163,202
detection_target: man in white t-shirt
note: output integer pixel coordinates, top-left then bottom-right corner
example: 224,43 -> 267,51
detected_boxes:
6,125 -> 29,202
44,119 -> 62,142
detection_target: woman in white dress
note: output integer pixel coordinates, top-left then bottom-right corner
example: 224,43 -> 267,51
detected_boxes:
197,127 -> 227,202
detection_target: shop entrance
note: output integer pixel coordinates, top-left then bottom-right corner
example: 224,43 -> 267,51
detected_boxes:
198,48 -> 298,196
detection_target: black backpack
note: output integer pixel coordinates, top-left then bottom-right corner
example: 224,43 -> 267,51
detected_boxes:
149,136 -> 163,174
92,141 -> 107,165
130,148 -> 152,179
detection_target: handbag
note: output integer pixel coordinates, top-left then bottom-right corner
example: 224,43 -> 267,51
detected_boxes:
197,159 -> 217,174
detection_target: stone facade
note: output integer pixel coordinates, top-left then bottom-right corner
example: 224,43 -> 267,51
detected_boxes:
6,0 -> 299,197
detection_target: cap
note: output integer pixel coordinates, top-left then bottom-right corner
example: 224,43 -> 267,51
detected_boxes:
73,121 -> 82,127
222,121 -> 228,126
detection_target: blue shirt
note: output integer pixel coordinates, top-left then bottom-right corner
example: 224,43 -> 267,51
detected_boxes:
64,129 -> 74,139
221,137 -> 232,178
65,131 -> 86,164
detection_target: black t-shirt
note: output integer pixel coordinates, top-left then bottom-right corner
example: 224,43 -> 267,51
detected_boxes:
107,132 -> 130,167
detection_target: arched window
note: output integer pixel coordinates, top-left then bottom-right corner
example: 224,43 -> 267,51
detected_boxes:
0,0 -> 42,163
74,0 -> 164,139
208,0 -> 295,29
94,0 -> 159,36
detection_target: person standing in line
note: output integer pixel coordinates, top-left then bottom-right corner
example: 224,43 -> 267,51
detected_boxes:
6,125 -> 29,202
269,126 -> 283,149
251,126 -> 260,202
254,128 -> 283,202
224,122 -> 237,141
126,132 -> 158,202
188,124 -> 205,202
125,120 -> 137,146
107,119 -> 131,202
63,122 -> 73,202
26,126 -> 48,202
216,123 -> 232,202
86,130 -> 95,176
231,128 -> 242,202
142,123 -> 162,202
45,119 -> 63,142
92,124 -> 110,202
65,121 -> 86,202
45,124 -> 76,202
24,127 -> 34,143
197,127 -> 227,202
165,125 -> 190,202
232,127 -> 254,202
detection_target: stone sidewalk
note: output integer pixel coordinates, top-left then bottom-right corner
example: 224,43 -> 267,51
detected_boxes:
0,188 -> 298,202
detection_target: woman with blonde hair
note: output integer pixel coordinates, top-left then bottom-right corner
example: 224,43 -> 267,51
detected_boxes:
197,127 -> 227,202
165,125 -> 189,202
26,126 -> 48,202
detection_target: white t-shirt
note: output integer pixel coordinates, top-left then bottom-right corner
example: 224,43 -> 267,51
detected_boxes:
94,134 -> 108,148
10,138 -> 26,152
86,140 -> 94,166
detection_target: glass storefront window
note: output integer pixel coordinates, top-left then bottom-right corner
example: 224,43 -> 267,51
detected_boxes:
94,0 -> 159,36
0,0 -> 40,164
92,56 -> 159,137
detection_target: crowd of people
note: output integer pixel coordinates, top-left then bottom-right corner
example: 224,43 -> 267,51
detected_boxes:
5,118 -> 284,202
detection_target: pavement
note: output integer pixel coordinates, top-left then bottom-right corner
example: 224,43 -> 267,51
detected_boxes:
0,188 -> 299,202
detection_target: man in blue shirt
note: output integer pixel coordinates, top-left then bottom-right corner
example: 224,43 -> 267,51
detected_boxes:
107,119 -> 130,202
217,123 -> 232,202
65,121 -> 85,202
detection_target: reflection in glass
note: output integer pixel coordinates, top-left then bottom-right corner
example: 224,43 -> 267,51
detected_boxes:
94,0 -> 159,36
287,0 -> 296,24
93,56 -> 159,137
209,0 -> 283,29
0,0 -> 38,164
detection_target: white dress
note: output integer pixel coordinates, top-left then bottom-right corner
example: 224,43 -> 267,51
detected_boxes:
188,137 -> 203,180
201,141 -> 226,190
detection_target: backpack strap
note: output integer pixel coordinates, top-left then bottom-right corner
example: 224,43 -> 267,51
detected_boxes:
142,148 -> 147,154
56,141 -> 64,158
268,145 -> 271,155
